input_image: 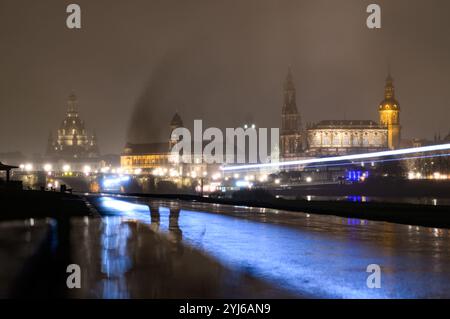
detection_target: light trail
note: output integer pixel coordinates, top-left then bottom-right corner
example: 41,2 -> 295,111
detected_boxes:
221,143 -> 450,172
299,153 -> 450,171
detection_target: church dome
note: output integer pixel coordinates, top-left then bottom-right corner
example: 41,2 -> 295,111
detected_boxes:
46,92 -> 100,160
60,117 -> 86,132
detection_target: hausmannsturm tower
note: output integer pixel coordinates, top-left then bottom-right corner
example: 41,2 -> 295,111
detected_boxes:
379,74 -> 401,149
280,69 -> 303,159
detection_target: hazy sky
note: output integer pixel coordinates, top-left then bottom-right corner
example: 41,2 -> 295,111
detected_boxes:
1,0 -> 449,155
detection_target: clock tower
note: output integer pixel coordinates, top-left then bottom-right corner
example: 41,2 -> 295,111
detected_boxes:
379,73 -> 401,149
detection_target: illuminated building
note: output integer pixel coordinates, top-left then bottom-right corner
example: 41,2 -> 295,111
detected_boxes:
280,68 -> 303,159
121,113 -> 223,194
121,112 -> 186,173
306,120 -> 387,156
403,132 -> 450,179
121,142 -> 172,172
379,73 -> 401,149
46,92 -> 99,160
300,72 -> 402,157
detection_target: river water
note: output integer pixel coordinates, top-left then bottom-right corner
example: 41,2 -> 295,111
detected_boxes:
95,196 -> 450,298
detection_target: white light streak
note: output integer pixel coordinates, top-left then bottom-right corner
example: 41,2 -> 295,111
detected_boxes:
221,143 -> 450,172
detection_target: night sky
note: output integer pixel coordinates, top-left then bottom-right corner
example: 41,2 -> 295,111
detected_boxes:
1,0 -> 449,155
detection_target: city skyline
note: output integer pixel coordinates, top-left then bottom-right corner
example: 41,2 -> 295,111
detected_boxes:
1,0 -> 450,303
1,0 -> 450,156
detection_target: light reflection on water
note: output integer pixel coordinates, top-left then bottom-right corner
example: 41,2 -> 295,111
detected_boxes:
158,208 -> 385,298
281,195 -> 450,206
99,217 -> 132,299
98,197 -> 450,299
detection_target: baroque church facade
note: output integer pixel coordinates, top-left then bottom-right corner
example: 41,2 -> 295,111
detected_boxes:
46,92 -> 99,160
280,70 -> 401,159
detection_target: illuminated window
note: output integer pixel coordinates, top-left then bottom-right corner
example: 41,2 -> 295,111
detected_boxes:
342,133 -> 350,146
363,134 -> 370,146
352,133 -> 360,146
322,133 -> 330,146
332,132 -> 341,146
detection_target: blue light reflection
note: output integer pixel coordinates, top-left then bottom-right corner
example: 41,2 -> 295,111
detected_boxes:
97,197 -> 450,299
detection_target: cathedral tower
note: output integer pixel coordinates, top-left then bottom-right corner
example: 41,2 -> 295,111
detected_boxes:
169,112 -> 183,150
280,68 -> 302,158
379,73 -> 401,149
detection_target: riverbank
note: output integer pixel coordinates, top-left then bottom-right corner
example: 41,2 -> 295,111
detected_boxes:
271,179 -> 450,198
114,191 -> 450,229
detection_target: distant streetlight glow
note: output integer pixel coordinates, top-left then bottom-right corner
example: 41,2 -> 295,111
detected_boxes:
100,167 -> 110,173
83,165 -> 91,175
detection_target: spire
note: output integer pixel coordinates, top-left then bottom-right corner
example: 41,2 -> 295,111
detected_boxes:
281,67 -> 302,135
284,67 -> 295,91
283,68 -> 297,112
67,91 -> 79,117
384,73 -> 395,100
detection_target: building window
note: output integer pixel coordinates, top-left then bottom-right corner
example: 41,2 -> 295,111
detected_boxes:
352,134 -> 360,147
343,133 -> 350,146
363,134 -> 370,146
332,132 -> 341,146
323,133 -> 330,146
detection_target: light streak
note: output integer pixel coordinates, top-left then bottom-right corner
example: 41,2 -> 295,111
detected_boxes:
300,153 -> 450,170
221,143 -> 450,172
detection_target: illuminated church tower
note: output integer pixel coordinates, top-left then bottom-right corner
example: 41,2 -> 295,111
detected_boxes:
46,92 -> 99,159
280,68 -> 302,159
379,73 -> 401,149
